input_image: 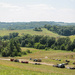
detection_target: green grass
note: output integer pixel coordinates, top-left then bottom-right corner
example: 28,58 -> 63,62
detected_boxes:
0,48 -> 75,75
0,28 -> 75,41
0,63 -> 50,75
69,35 -> 75,41
0,28 -> 61,38
0,60 -> 75,75
20,47 -> 75,60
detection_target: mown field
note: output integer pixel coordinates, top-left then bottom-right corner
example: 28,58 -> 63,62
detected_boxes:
0,47 -> 75,75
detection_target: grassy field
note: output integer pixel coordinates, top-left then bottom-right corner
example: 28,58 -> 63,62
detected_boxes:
0,60 -> 72,75
69,35 -> 75,41
0,28 -> 61,37
0,47 -> 75,75
1,28 -> 75,41
20,47 -> 75,64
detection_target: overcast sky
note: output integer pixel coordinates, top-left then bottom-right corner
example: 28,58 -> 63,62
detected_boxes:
0,0 -> 75,22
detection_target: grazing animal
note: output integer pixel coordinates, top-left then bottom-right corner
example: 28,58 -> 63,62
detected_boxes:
70,67 -> 75,70
73,62 -> 75,64
33,63 -> 41,65
21,61 -> 28,63
53,64 -> 65,68
65,60 -> 70,63
10,59 -> 14,61
14,59 -> 19,62
67,67 -> 75,70
30,58 -> 32,60
33,59 -> 42,62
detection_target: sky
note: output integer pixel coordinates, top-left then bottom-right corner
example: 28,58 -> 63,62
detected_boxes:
0,0 -> 75,22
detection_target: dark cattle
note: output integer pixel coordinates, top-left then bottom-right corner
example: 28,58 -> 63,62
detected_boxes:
14,59 -> 19,62
33,63 -> 41,65
10,59 -> 14,61
73,62 -> 75,64
38,59 -> 42,62
30,58 -> 32,60
33,59 -> 42,62
70,67 -> 75,70
57,64 -> 65,68
25,61 -> 28,63
65,60 -> 70,63
21,61 -> 28,64
53,65 -> 58,67
21,61 -> 25,63
33,59 -> 38,62
53,64 -> 65,68
65,62 -> 68,65
67,67 -> 75,70
62,63 -> 68,65
59,59 -> 61,61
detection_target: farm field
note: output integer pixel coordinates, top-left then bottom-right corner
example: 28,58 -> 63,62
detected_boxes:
0,47 -> 75,75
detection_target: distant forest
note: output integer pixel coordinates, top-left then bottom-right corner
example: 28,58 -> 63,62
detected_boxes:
0,21 -> 75,30
44,25 -> 75,36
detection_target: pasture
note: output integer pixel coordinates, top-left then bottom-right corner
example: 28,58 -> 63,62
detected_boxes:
0,28 -> 61,37
0,47 -> 75,75
0,28 -> 75,41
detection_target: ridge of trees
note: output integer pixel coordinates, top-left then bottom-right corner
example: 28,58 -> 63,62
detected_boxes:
44,25 -> 75,36
0,21 -> 75,30
0,39 -> 21,57
1,33 -> 75,57
0,32 -> 19,40
15,34 -> 75,52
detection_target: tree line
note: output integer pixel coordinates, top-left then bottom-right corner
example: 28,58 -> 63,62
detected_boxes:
0,39 -> 21,57
0,33 -> 75,57
0,22 -> 75,30
44,25 -> 75,36
0,32 -> 19,40
16,34 -> 75,52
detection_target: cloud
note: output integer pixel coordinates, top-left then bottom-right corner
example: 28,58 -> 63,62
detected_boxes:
70,0 -> 74,2
0,2 -> 22,11
26,4 -> 55,11
0,2 -> 74,22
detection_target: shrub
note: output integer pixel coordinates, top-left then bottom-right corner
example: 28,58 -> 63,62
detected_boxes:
26,49 -> 32,53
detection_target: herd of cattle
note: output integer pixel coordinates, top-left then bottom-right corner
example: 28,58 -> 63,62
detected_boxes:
53,59 -> 75,70
10,58 -> 75,70
10,58 -> 41,64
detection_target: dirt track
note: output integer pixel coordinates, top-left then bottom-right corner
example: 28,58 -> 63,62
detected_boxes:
0,58 -> 54,66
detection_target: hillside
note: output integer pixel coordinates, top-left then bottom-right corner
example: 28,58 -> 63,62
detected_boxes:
0,28 -> 61,37
0,47 -> 75,75
1,28 -> 75,41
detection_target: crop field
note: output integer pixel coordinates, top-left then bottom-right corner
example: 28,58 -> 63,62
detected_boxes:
0,47 -> 75,75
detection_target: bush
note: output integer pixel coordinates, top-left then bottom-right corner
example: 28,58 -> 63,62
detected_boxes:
34,43 -> 45,49
26,49 -> 32,53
